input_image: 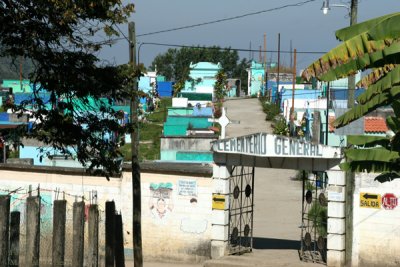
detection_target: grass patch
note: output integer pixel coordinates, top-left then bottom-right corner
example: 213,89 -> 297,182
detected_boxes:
121,97 -> 171,161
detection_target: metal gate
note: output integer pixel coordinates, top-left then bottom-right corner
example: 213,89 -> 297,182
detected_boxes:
228,166 -> 255,254
299,171 -> 328,264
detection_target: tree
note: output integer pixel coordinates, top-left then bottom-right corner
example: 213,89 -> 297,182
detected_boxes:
150,46 -> 248,87
302,12 -> 400,181
0,0 -> 135,177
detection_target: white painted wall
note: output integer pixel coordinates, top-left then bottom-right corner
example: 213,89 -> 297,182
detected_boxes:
352,173 -> 400,267
0,169 -> 213,263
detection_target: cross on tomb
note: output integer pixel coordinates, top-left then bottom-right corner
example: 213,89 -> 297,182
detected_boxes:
208,107 -> 240,139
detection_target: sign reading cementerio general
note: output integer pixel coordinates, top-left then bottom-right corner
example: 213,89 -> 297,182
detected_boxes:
211,133 -> 342,159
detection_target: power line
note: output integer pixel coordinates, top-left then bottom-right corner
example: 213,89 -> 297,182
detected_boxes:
136,42 -> 327,55
137,0 -> 318,37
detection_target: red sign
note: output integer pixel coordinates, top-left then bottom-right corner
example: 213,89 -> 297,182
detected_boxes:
382,193 -> 398,210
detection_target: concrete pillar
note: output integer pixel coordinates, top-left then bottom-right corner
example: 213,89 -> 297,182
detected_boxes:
9,211 -> 20,267
25,196 -> 41,267
211,164 -> 231,259
326,169 -> 346,267
105,201 -> 116,267
114,214 -> 125,267
0,195 -> 10,267
72,201 -> 85,267
52,200 -> 67,267
88,204 -> 99,267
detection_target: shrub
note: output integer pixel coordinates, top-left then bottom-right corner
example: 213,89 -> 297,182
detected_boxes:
259,98 -> 281,121
272,115 -> 288,136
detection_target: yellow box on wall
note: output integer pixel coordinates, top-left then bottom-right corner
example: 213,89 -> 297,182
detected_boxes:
212,194 -> 225,210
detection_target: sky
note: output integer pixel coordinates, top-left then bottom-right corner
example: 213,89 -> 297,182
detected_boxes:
100,0 -> 400,73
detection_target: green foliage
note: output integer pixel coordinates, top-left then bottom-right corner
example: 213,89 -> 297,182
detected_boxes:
272,115 -> 289,136
214,70 -> 228,102
0,0 -> 135,178
302,12 -> 400,180
308,202 -> 327,237
149,46 -> 249,86
260,98 -> 281,121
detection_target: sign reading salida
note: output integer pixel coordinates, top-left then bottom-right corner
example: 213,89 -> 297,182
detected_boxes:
212,133 -> 330,158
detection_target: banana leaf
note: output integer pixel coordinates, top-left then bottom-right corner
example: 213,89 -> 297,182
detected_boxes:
347,135 -> 390,147
392,100 -> 400,117
339,161 -> 397,173
357,65 -> 400,104
335,85 -> 400,127
357,65 -> 396,88
303,12 -> 400,82
345,147 -> 400,162
374,172 -> 400,183
335,12 -> 400,41
334,92 -> 391,127
303,40 -> 400,82
386,116 -> 400,132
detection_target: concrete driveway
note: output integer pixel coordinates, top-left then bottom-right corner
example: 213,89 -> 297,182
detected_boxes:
203,98 -> 319,267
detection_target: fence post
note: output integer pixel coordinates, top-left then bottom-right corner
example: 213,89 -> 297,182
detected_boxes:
88,204 -> 99,267
52,200 -> 67,267
9,211 -> 20,267
105,201 -> 116,267
72,201 -> 85,267
114,213 -> 125,267
0,195 -> 10,267
25,196 -> 41,267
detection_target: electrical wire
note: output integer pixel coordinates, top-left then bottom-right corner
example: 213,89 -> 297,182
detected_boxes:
136,0 -> 319,37
135,42 -> 327,54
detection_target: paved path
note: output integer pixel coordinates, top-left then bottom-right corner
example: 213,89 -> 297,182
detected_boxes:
204,98 -> 318,267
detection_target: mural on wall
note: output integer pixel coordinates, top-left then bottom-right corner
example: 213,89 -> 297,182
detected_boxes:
149,182 -> 174,224
180,197 -> 208,234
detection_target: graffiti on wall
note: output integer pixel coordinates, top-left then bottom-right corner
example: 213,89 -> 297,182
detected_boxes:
149,182 -> 174,224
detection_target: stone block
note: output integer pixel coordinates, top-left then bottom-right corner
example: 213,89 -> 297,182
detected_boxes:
327,170 -> 346,186
211,224 -> 228,241
210,240 -> 228,259
328,201 -> 345,218
328,218 -> 345,234
211,209 -> 229,225
327,233 -> 345,251
327,249 -> 345,267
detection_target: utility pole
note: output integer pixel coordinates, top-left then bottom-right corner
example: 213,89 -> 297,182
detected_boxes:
277,33 -> 281,106
347,0 -> 357,109
291,49 -> 296,115
264,33 -> 267,96
128,21 -> 143,267
345,1 -> 357,266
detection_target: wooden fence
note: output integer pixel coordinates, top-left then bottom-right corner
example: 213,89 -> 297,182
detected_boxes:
0,190 -> 125,267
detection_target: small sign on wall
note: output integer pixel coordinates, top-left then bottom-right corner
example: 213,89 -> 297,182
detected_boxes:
178,179 -> 197,196
212,194 -> 225,210
360,192 -> 381,209
382,193 -> 398,210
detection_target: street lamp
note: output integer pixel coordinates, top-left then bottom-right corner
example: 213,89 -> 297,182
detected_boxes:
321,0 -> 350,16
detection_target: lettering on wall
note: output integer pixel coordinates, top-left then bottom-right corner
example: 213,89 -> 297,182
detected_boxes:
212,133 -> 328,158
178,179 -> 197,197
359,193 -> 381,209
